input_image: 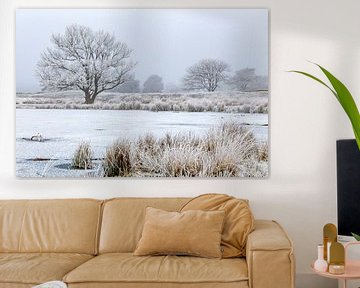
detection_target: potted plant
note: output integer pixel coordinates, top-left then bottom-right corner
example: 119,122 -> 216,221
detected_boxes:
291,63 -> 360,240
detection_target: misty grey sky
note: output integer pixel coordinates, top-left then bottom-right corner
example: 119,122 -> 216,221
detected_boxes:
16,9 -> 268,92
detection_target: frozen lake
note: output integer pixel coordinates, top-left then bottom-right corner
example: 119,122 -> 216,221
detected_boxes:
16,109 -> 268,177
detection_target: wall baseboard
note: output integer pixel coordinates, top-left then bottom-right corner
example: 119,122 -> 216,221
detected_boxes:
296,273 -> 337,288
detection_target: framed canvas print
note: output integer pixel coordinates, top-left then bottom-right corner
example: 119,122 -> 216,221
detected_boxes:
16,9 -> 269,178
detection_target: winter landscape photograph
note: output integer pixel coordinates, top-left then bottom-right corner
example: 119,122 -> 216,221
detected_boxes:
16,9 -> 269,178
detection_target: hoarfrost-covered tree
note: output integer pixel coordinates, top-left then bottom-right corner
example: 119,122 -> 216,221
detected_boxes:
228,68 -> 268,91
183,59 -> 229,92
37,24 -> 135,104
143,75 -> 164,93
228,68 -> 256,91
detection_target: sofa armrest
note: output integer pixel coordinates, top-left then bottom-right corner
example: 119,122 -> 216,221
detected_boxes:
246,220 -> 295,288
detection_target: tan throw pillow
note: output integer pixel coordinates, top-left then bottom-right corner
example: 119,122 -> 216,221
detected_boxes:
134,207 -> 225,258
181,193 -> 254,258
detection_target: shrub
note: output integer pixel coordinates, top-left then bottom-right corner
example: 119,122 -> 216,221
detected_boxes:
71,142 -> 93,169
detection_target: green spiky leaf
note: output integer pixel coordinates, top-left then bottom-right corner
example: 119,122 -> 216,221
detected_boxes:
351,232 -> 360,241
289,64 -> 360,150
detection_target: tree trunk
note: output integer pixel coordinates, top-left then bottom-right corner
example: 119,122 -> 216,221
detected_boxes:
85,98 -> 95,104
84,92 -> 97,104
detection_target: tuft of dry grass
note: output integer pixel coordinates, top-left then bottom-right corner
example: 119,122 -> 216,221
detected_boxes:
258,142 -> 269,162
71,142 -> 93,169
103,140 -> 132,177
101,121 -> 268,177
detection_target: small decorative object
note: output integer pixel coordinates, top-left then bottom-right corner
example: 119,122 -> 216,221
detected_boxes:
328,242 -> 345,275
314,244 -> 328,272
328,264 -> 345,275
327,242 -> 332,264
323,223 -> 337,262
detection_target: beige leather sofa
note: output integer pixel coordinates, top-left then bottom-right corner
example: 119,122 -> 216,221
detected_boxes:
0,198 -> 295,288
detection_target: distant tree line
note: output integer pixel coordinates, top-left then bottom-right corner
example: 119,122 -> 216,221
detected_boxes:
37,24 -> 268,104
182,59 -> 267,92
110,74 -> 165,93
113,65 -> 267,94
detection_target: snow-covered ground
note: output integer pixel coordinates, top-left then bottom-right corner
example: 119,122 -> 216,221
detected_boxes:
16,109 -> 268,177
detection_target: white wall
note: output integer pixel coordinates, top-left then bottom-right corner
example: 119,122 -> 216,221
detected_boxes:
1,0 -> 360,287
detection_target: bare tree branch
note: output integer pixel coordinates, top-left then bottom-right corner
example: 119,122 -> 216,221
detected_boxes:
183,59 -> 229,92
37,24 -> 135,104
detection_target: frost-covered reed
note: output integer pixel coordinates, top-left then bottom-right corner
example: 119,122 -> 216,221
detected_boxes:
71,141 -> 93,169
101,122 -> 268,177
16,91 -> 268,114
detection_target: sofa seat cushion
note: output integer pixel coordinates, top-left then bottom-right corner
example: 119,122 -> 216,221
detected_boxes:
67,283 -> 249,288
0,253 -> 93,285
64,253 -> 248,285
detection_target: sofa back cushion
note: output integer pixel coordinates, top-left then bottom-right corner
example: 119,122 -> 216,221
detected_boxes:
0,199 -> 102,254
181,194 -> 254,258
99,198 -> 189,253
